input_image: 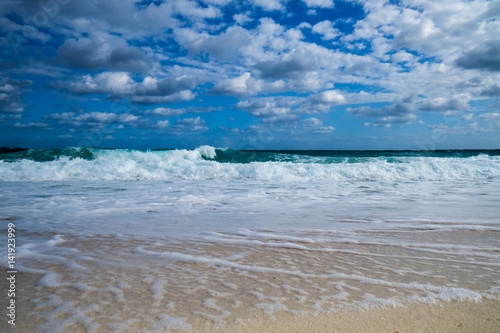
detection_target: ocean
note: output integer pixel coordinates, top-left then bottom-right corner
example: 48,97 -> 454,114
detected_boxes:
1,146 -> 500,331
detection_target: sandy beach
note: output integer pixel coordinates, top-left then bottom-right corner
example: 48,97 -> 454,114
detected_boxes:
5,270 -> 500,332
2,225 -> 499,332
208,299 -> 500,333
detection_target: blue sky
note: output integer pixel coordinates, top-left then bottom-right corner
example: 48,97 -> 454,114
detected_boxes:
1,0 -> 499,149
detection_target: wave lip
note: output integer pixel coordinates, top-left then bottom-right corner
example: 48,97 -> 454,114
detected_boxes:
0,146 -> 499,182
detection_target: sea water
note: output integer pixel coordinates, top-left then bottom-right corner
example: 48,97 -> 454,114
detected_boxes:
1,146 -> 499,332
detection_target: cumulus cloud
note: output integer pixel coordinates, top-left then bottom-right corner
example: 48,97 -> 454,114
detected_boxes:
312,125 -> 335,133
0,78 -> 31,115
235,90 -> 346,120
481,84 -> 500,98
62,72 -> 136,95
210,72 -> 263,95
179,25 -> 251,62
57,72 -> 197,105
301,0 -> 334,9
462,113 -> 474,121
255,50 -> 317,79
419,94 -> 470,111
13,122 -> 50,129
345,0 -> 497,73
129,90 -> 195,105
305,90 -> 346,113
58,36 -> 151,72
311,21 -> 339,40
374,114 -> 417,127
302,117 -> 335,132
45,111 -> 140,128
455,42 -> 500,72
303,117 -> 323,127
143,106 -> 218,116
143,107 -> 190,117
235,97 -> 297,117
252,0 -> 287,12
3,0 -> 500,143
347,97 -> 417,126
0,16 -> 52,43
478,113 -> 500,120
391,50 -> 418,64
156,120 -> 170,128
174,116 -> 208,132
312,90 -> 346,104
234,12 -> 253,25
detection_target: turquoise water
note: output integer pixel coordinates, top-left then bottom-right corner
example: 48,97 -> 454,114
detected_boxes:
1,146 -> 499,163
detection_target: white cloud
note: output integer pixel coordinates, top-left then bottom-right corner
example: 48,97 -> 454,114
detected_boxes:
391,50 -> 417,63
58,35 -> 151,72
419,94 -> 470,111
301,117 -> 335,132
173,0 -> 221,20
236,97 -> 296,117
303,117 -> 323,127
301,0 -> 334,9
347,97 -> 417,126
59,72 -> 197,105
75,112 -> 139,124
13,122 -> 50,129
45,111 -> 142,128
442,111 -> 461,117
0,78 -> 32,115
311,21 -> 339,40
455,42 -> 500,72
462,113 -> 474,121
210,72 -> 263,95
257,17 -> 286,36
252,0 -> 287,12
314,90 -> 346,104
179,25 -> 251,62
128,90 -> 196,105
312,126 -> 335,133
236,90 -> 346,119
63,72 -> 136,95
144,108 -> 188,117
255,50 -> 317,79
3,0 -> 500,140
202,0 -> 234,5
234,12 -> 253,25
156,120 -> 170,128
479,113 -> 500,120
174,116 -> 208,131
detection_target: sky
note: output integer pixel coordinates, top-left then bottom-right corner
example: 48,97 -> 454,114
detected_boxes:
0,0 -> 499,150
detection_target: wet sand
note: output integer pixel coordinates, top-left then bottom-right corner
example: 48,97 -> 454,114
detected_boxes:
3,228 -> 499,332
206,299 -> 500,333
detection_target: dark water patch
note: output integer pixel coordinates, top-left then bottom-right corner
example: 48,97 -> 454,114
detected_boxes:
0,147 -> 95,162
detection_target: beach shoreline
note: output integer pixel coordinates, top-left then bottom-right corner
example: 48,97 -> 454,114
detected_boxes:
3,228 -> 499,332
205,299 -> 500,333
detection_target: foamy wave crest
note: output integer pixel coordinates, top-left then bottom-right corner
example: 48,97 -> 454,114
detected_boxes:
1,146 -> 499,182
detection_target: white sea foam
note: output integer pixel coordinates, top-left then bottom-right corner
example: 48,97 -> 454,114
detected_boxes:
153,314 -> 191,332
1,146 -> 499,182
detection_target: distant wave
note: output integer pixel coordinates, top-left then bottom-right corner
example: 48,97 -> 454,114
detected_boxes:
0,146 -> 499,182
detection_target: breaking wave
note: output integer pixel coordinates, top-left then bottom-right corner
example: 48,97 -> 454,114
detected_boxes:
0,146 -> 499,182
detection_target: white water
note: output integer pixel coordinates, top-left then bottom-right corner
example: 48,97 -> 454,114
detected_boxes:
1,148 -> 499,332
0,147 -> 499,182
